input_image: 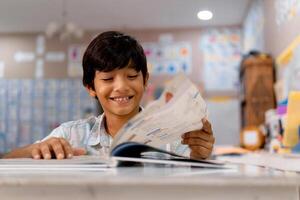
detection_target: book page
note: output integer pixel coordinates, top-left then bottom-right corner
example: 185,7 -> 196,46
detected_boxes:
0,155 -> 117,169
111,74 -> 207,151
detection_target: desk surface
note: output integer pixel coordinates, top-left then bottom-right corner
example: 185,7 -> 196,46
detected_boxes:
0,164 -> 299,185
0,163 -> 300,200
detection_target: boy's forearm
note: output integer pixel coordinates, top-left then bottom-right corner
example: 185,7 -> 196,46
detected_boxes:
2,144 -> 35,159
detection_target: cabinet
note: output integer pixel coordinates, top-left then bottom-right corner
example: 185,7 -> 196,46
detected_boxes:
240,53 -> 276,128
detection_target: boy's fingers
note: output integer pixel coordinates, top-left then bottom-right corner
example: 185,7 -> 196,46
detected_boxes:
190,147 -> 211,160
73,148 -> 87,156
40,143 -> 52,159
202,120 -> 212,133
50,140 -> 65,159
182,138 -> 214,149
183,131 -> 214,142
31,148 -> 42,159
59,138 -> 73,158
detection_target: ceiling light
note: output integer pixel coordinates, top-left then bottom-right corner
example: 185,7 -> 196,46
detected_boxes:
197,10 -> 213,20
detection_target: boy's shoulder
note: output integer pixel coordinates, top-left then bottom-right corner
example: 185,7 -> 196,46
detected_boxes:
59,115 -> 102,129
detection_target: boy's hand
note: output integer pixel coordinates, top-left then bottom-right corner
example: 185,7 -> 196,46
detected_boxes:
181,119 -> 215,160
31,137 -> 86,160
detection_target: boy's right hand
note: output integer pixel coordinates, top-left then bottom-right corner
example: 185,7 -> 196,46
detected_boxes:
31,137 -> 86,160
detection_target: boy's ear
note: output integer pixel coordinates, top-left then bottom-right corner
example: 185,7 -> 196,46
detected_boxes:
85,86 -> 97,98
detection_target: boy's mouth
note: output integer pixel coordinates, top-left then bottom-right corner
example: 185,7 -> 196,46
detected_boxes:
109,95 -> 134,103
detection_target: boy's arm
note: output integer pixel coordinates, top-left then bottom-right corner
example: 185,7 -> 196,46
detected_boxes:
2,143 -> 38,159
3,137 -> 86,159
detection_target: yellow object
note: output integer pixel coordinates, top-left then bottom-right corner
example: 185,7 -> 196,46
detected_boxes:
277,147 -> 292,154
277,35 -> 300,66
208,96 -> 232,102
282,91 -> 300,148
213,146 -> 250,156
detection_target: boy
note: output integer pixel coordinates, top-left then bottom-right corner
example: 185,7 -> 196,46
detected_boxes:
4,31 -> 214,160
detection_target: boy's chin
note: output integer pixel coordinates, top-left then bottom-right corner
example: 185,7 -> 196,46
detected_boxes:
112,107 -> 139,117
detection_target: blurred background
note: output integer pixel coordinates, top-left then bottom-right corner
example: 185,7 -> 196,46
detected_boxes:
0,0 -> 299,154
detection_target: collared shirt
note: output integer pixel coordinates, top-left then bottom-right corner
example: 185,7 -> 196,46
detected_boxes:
42,114 -> 190,157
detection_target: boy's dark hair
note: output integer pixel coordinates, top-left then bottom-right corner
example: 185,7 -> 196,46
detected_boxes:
82,31 -> 148,90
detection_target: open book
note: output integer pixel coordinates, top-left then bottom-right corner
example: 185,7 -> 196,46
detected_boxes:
106,74 -> 223,168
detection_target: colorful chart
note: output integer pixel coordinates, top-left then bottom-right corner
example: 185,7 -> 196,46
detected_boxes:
200,28 -> 242,91
143,42 -> 192,75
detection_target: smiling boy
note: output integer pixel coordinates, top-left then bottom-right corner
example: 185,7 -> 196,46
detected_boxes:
4,31 -> 214,160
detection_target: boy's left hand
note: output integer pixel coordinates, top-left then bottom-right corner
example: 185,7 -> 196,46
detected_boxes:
181,119 -> 215,160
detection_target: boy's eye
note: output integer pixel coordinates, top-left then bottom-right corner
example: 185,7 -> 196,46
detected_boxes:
101,77 -> 113,81
128,74 -> 138,79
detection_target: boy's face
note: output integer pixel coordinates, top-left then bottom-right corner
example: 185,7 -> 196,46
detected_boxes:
87,66 -> 147,119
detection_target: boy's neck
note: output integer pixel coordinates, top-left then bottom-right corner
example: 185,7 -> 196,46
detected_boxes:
104,107 -> 140,138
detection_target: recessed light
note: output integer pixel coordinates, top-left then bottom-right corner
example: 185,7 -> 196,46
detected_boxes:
197,10 -> 213,20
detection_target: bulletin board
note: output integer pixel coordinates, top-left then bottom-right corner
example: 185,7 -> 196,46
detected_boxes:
143,42 -> 192,75
200,28 -> 241,92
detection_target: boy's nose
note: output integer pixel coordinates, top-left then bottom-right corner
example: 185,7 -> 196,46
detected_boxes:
113,76 -> 130,92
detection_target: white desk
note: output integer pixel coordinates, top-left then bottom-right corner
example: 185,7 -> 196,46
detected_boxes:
0,163 -> 300,200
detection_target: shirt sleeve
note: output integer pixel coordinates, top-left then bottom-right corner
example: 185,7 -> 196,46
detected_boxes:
37,123 -> 71,143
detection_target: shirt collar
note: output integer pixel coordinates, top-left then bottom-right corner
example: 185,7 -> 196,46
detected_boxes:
86,106 -> 144,146
86,114 -> 110,146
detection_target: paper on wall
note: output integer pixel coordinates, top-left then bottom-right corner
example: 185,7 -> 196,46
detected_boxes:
36,35 -> 45,56
0,61 -> 4,78
14,51 -> 35,63
35,59 -> 44,78
45,51 -> 65,62
68,45 -> 84,77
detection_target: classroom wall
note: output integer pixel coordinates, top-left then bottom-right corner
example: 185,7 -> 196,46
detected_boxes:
0,28 -> 242,93
243,0 -> 265,53
264,0 -> 300,57
0,33 -> 95,79
0,28 -> 233,83
0,26 -> 243,152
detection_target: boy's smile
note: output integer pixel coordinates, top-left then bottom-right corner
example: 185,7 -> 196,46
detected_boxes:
110,95 -> 134,105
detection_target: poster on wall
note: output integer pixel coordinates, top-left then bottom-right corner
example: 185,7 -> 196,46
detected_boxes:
68,45 -> 85,77
143,42 -> 192,75
200,29 -> 241,91
275,0 -> 300,25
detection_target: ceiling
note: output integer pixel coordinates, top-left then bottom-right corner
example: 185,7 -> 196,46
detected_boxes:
0,0 -> 251,33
